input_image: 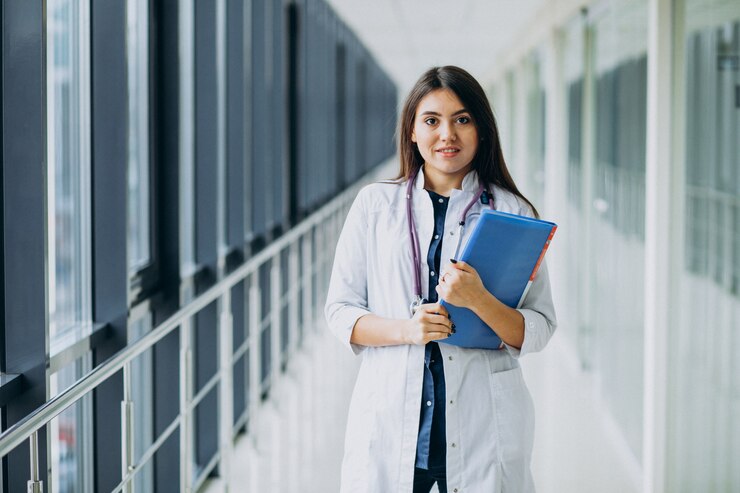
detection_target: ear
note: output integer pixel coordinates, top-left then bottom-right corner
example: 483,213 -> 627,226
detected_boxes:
411,131 -> 417,143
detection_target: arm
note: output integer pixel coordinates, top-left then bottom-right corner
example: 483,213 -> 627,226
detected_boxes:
436,260 -> 524,349
324,191 -> 372,354
436,259 -> 556,355
351,303 -> 454,348
325,189 -> 454,353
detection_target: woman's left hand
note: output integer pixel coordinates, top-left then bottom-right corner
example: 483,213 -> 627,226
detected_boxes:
436,260 -> 489,309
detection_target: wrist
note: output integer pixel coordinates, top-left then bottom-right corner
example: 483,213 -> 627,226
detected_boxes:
399,318 -> 413,345
470,289 -> 494,315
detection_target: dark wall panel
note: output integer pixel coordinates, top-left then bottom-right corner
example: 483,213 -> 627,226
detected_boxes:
195,0 -> 219,267
1,1 -> 48,490
226,0 -> 245,249
91,0 -> 128,489
251,0 -> 268,239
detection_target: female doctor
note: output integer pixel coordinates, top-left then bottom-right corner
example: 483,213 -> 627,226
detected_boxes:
325,66 -> 556,493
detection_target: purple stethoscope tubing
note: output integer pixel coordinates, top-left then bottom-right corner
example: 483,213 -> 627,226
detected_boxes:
406,166 -> 494,312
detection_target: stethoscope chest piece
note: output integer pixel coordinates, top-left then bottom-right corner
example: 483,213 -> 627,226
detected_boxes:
409,295 -> 428,316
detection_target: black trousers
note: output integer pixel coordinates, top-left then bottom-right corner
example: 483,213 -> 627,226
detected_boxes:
413,467 -> 447,493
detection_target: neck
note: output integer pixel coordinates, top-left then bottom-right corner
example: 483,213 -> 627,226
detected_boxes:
422,165 -> 468,196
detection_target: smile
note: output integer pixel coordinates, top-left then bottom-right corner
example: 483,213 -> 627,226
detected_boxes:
436,147 -> 460,155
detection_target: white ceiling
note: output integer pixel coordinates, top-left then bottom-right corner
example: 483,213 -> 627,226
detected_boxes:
325,0 -> 547,93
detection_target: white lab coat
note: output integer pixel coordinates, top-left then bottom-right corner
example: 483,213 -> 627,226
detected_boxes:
325,169 -> 557,493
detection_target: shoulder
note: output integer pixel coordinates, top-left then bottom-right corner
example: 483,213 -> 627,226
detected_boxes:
354,181 -> 405,212
490,185 -> 535,217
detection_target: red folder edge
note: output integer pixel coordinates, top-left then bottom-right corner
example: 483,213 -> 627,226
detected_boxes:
516,224 -> 558,308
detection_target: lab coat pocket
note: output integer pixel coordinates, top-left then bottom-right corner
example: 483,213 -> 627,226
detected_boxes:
488,367 -> 535,463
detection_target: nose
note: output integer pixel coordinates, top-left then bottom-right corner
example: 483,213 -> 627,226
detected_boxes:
439,120 -> 456,141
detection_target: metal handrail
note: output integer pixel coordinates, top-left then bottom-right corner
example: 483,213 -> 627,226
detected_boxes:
0,173 -> 364,460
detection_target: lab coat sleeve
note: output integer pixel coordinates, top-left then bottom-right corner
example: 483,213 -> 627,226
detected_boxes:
503,201 -> 558,359
504,260 -> 557,358
324,189 -> 372,355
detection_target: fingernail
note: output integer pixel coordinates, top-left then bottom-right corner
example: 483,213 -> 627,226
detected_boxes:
450,259 -> 458,264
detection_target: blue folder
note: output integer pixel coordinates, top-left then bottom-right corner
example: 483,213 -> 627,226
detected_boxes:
440,210 -> 557,349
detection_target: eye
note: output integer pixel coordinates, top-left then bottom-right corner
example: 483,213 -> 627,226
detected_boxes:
423,117 -> 438,126
456,116 -> 471,124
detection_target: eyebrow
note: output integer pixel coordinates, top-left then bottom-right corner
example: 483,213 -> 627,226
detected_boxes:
419,109 -> 469,117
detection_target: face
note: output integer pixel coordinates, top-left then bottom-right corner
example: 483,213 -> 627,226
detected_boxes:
411,88 -> 478,182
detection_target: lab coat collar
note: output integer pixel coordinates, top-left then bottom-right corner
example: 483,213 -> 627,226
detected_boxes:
413,166 -> 482,193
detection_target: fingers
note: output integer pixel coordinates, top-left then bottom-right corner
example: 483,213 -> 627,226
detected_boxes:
407,302 -> 457,345
418,302 -> 449,318
416,309 -> 450,327
430,331 -> 454,342
448,259 -> 476,274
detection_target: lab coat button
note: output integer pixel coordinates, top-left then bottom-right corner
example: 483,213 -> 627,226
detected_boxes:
449,400 -> 454,404
453,489 -> 459,492
448,356 -> 453,361
451,443 -> 456,448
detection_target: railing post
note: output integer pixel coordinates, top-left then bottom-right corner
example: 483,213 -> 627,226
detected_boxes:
121,362 -> 134,493
218,290 -> 233,492
27,431 -> 42,493
249,274 -> 261,412
302,231 -> 314,334
248,274 -> 262,491
288,242 -> 300,356
270,253 -> 282,384
179,316 -> 194,493
319,215 -> 329,306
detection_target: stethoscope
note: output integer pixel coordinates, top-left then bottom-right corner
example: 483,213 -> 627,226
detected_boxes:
406,166 -> 495,315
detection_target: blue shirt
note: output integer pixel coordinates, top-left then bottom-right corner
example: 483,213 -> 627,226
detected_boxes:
415,190 -> 448,472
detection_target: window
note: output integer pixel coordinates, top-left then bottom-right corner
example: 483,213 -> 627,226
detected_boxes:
130,314 -> 154,492
47,0 -> 93,352
49,356 -> 94,493
589,0 -> 648,461
127,0 -> 152,275
669,1 -> 740,488
47,3 -> 96,491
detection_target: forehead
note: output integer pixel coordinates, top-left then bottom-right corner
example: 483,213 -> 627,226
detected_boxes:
415,88 -> 465,115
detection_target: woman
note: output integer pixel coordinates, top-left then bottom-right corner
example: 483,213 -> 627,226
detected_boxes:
325,66 -> 556,493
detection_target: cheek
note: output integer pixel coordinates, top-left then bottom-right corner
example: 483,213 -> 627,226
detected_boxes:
464,131 -> 479,153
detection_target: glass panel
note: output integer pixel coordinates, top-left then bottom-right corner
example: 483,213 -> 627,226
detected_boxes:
130,315 -> 154,492
590,0 -> 648,462
669,1 -> 740,489
561,15 -> 586,354
47,0 -> 93,351
127,0 -> 151,273
50,356 -> 94,493
526,50 -> 546,210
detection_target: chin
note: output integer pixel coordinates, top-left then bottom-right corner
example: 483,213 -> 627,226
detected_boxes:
428,161 -> 471,176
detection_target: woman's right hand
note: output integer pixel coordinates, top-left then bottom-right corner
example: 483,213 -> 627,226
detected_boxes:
402,303 -> 455,345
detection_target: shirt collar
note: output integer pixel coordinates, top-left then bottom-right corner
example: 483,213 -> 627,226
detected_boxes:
413,166 -> 481,192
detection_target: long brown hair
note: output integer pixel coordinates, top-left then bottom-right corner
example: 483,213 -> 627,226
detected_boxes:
395,65 -> 539,217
